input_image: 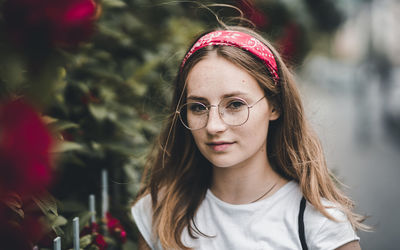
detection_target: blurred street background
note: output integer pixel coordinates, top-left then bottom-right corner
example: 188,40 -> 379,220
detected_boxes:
300,1 -> 400,248
0,0 -> 399,249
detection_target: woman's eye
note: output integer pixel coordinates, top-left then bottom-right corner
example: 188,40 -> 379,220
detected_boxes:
189,103 -> 207,114
226,100 -> 246,110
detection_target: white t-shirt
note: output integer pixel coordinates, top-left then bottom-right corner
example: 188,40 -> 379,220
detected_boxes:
131,181 -> 359,250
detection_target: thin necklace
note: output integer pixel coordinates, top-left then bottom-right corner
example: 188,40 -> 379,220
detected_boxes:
251,182 -> 277,203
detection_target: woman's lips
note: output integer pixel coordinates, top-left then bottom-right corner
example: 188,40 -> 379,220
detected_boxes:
207,141 -> 235,152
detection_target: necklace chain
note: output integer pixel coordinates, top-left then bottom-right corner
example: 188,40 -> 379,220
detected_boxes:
251,182 -> 277,203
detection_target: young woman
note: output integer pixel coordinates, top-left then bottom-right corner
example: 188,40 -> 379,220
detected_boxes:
131,26 -> 366,249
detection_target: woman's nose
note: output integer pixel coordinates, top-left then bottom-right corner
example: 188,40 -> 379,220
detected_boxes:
205,106 -> 227,134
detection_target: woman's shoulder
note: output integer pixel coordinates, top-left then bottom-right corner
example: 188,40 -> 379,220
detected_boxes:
304,198 -> 347,222
303,199 -> 359,249
131,193 -> 152,224
131,194 -> 154,247
132,193 -> 152,209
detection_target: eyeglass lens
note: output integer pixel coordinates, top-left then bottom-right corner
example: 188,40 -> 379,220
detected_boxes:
179,97 -> 250,130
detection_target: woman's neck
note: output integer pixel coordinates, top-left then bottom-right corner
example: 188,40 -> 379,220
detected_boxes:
210,157 -> 287,205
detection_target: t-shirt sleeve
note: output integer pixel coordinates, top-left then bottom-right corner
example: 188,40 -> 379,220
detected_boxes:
305,201 -> 360,250
131,194 -> 155,248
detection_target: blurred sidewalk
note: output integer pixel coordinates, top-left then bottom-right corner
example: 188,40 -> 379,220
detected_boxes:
301,74 -> 400,249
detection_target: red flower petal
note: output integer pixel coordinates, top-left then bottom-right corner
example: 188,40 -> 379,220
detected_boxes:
236,0 -> 268,29
64,0 -> 97,23
120,229 -> 127,243
94,234 -> 107,250
106,212 -> 127,243
2,0 -> 99,48
0,99 -> 53,196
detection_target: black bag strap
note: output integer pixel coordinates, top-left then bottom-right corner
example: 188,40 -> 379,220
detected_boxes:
298,196 -> 308,250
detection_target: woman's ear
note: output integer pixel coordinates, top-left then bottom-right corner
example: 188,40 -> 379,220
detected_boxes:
269,107 -> 280,121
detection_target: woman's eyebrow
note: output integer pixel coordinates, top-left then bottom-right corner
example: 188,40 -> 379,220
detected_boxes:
187,91 -> 249,101
187,95 -> 207,101
222,91 -> 248,98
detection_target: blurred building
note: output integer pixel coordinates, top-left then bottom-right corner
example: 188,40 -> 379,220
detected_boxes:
300,0 -> 400,248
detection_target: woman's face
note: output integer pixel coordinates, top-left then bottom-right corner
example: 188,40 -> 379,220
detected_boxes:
185,53 -> 279,169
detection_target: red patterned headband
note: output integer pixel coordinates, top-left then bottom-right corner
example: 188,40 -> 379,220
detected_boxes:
181,30 -> 279,84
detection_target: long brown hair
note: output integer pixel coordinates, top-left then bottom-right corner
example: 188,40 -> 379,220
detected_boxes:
134,26 -> 367,249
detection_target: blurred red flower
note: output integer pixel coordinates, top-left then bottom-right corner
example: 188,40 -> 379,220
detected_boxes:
236,0 -> 268,29
80,222 -> 100,236
2,0 -> 99,48
0,220 -> 32,250
0,201 -> 30,250
0,99 -> 54,196
106,212 -> 127,243
278,22 -> 301,61
94,234 -> 107,250
81,222 -> 107,250
0,199 -> 49,250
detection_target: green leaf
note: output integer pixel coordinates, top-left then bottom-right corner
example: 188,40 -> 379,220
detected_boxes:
59,200 -> 87,213
88,104 -> 108,120
88,245 -> 100,250
0,53 -> 26,87
2,192 -> 24,219
80,234 -> 93,248
54,141 -> 85,153
47,214 -> 67,236
50,120 -> 80,131
61,211 -> 92,247
126,79 -> 148,97
52,215 -> 68,227
53,225 -> 65,237
102,0 -> 127,8
130,55 -> 161,81
122,240 -> 138,250
31,193 -> 67,237
98,24 -> 132,44
32,192 -> 58,216
103,142 -> 136,156
78,211 -> 93,231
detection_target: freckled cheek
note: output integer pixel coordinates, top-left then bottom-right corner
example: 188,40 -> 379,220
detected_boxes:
235,116 -> 270,144
236,127 -> 266,144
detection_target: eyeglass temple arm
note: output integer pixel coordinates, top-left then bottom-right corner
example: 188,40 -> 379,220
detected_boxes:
248,95 -> 266,108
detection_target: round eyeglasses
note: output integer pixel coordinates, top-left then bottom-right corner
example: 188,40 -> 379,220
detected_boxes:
176,96 -> 266,130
